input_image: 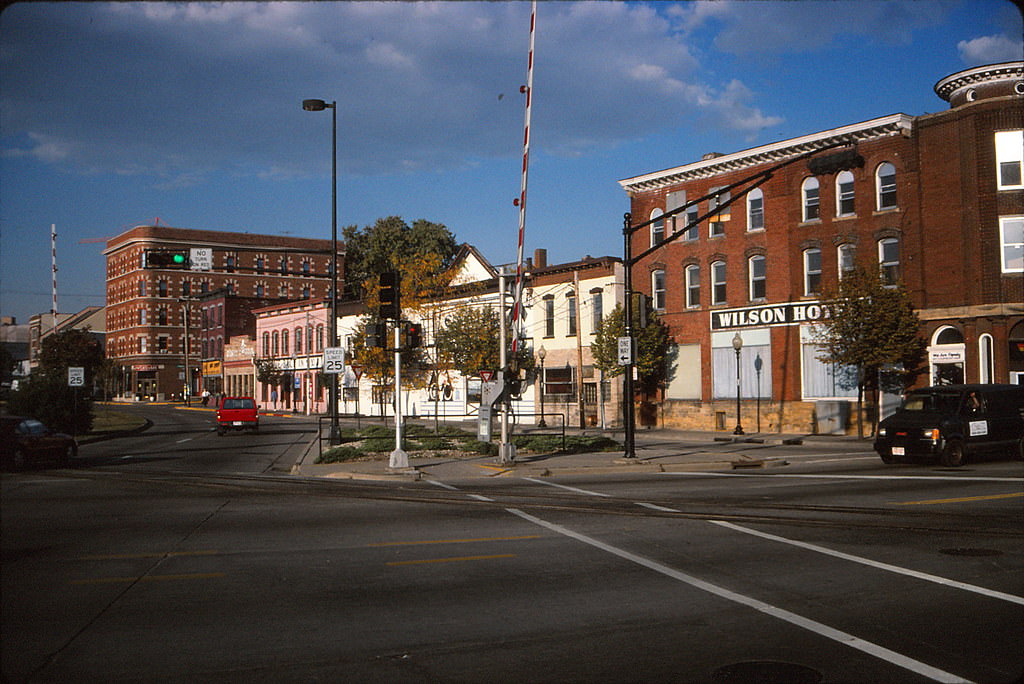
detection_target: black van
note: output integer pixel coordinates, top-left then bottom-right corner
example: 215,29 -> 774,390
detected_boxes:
874,384 -> 1024,467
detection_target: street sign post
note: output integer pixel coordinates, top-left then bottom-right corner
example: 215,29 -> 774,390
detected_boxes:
323,347 -> 345,374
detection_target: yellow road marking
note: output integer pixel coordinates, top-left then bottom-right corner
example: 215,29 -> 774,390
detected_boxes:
80,550 -> 220,561
386,554 -> 515,567
475,464 -> 511,474
369,535 -> 540,547
71,573 -> 225,585
895,492 -> 1024,506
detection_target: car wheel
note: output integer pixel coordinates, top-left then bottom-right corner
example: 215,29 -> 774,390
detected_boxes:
12,448 -> 27,471
59,444 -> 73,468
879,452 -> 895,465
217,427 -> 226,436
1016,437 -> 1024,461
940,439 -> 966,467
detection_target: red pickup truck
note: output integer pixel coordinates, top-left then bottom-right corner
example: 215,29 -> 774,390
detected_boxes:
215,396 -> 260,435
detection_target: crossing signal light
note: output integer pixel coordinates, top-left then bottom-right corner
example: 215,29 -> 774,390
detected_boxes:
365,322 -> 387,349
379,271 -> 400,320
145,250 -> 190,269
402,321 -> 422,349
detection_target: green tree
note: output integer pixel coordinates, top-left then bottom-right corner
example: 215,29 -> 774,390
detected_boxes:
8,373 -> 93,435
592,303 -> 671,393
341,217 -> 459,299
816,267 -> 926,437
37,328 -> 105,386
434,306 -> 533,379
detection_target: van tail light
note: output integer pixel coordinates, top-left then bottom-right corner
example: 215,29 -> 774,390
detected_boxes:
923,428 -> 940,441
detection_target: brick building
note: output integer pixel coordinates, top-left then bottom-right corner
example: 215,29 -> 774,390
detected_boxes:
104,224 -> 340,400
619,61 -> 1023,433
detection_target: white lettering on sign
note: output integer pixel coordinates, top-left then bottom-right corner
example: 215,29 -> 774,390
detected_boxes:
712,301 -> 828,330
969,420 -> 988,437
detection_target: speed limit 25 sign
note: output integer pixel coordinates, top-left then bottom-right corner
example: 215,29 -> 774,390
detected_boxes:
322,347 -> 345,375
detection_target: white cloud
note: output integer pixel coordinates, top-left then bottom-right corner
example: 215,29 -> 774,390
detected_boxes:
957,34 -> 1024,64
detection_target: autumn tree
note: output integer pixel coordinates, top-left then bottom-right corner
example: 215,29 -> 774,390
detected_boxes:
592,303 -> 672,393
816,267 -> 926,437
433,306 -> 534,380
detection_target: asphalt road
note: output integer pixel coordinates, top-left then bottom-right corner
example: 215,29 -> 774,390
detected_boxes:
2,405 -> 1022,683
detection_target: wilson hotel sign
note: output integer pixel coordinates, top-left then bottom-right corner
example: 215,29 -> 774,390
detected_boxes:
711,301 -> 827,331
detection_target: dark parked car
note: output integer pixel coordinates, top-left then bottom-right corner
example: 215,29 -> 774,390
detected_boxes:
0,415 -> 78,470
874,384 -> 1024,467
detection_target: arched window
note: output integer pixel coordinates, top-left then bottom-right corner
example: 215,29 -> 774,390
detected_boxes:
836,170 -> 855,216
837,243 -> 856,278
804,248 -> 822,296
566,291 -> 577,336
711,261 -> 727,305
876,162 -> 897,210
685,264 -> 700,308
802,177 -> 820,222
879,237 -> 900,286
748,255 -> 766,301
650,208 -> 665,246
272,331 -> 279,357
295,327 -> 303,356
316,325 -> 324,351
262,332 -> 270,357
282,329 -> 289,356
747,188 -> 764,231
651,270 -> 666,310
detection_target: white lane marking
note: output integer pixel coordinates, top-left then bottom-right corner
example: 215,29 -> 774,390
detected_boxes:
506,507 -> 969,684
663,472 -> 1023,483
175,438 -> 193,444
521,477 -> 611,497
468,494 -> 494,502
709,520 -> 1024,607
427,480 -> 460,491
636,502 -> 679,512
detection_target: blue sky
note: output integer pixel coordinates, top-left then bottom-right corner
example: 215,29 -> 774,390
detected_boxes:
1,0 -> 1021,325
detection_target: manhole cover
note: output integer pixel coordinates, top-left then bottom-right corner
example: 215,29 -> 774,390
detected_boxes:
940,547 -> 1002,557
712,661 -> 822,684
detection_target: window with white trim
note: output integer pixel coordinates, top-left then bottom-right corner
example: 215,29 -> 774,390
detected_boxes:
711,261 -> 727,305
666,191 -> 685,235
748,255 -> 766,301
543,296 -> 555,337
879,238 -> 900,286
804,248 -> 822,296
709,188 -> 730,237
651,270 -> 666,311
590,289 -> 603,331
685,264 -> 700,308
747,188 -> 764,231
995,130 -> 1023,190
876,162 -> 897,210
838,243 -> 856,278
650,208 -> 665,246
836,170 -> 855,216
979,333 -> 994,384
566,291 -> 577,336
1000,216 -> 1024,272
802,177 -> 820,221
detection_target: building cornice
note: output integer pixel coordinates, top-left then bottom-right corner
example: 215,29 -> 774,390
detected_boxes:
618,114 -> 914,194
934,61 -> 1024,102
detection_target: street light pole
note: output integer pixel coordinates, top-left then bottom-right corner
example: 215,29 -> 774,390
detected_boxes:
733,332 -> 744,435
302,98 -> 340,444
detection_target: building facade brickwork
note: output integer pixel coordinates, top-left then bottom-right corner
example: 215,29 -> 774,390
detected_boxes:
619,62 -> 1023,434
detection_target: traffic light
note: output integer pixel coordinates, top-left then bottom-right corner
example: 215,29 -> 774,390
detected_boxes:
365,322 -> 387,349
402,321 -> 422,349
379,271 -> 400,320
633,293 -> 653,328
144,250 -> 190,269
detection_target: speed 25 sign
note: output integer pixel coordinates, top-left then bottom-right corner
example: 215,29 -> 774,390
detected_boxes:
322,347 -> 345,375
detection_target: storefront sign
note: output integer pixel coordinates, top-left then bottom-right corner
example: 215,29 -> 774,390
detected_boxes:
929,347 -> 965,363
711,301 -> 827,330
202,360 -> 222,376
133,364 -> 160,371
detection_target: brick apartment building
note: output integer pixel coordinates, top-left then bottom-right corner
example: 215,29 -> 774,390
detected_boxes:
104,224 -> 341,400
619,61 -> 1023,433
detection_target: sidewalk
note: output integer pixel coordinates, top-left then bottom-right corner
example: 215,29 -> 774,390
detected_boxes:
290,426 -> 875,482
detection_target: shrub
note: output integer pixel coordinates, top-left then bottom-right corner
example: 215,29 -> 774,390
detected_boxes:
7,373 -> 93,435
316,446 -> 365,464
466,439 -> 497,456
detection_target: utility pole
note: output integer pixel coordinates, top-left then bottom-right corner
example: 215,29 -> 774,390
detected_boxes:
574,269 -> 586,429
389,321 -> 409,469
